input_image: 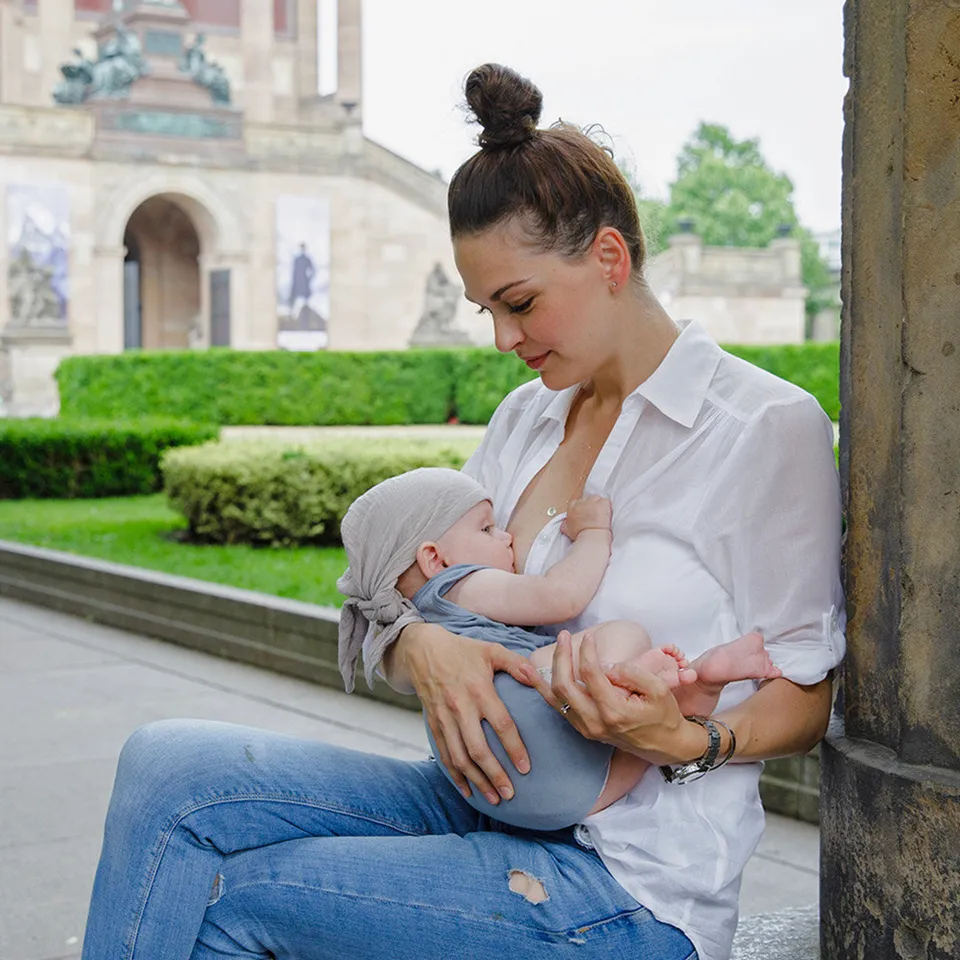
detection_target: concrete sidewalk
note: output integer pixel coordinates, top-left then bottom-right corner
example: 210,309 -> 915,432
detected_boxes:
0,597 -> 819,960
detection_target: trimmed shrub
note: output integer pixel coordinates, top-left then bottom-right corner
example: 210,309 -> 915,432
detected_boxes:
451,349 -> 538,424
0,418 -> 219,499
57,349 -> 460,426
162,437 -> 480,546
56,341 -> 840,427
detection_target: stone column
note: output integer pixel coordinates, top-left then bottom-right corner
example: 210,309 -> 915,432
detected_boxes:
336,0 -> 362,117
240,0 -> 274,123
92,245 -> 126,354
39,0 -> 75,106
296,0 -> 318,100
820,2 -> 960,959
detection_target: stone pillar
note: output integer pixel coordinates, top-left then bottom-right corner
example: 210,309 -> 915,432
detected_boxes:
296,0 -> 318,100
39,0 -> 75,106
240,0 -> 274,122
820,2 -> 960,959
336,0 -> 362,116
92,245 -> 126,354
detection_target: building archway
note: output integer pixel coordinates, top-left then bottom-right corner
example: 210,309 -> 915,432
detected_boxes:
123,196 -> 201,350
122,197 -> 202,350
95,174 -> 246,355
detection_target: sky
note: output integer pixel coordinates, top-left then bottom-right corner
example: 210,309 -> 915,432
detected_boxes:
360,0 -> 846,235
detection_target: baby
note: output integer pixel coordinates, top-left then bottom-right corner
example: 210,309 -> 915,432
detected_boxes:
337,467 -> 780,830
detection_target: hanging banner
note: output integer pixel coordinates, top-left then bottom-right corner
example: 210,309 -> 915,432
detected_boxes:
275,195 -> 330,350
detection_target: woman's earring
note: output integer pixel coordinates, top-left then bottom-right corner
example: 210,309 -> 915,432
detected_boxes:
610,281 -> 618,289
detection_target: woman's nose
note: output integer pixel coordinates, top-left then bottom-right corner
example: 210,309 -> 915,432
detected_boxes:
492,313 -> 524,354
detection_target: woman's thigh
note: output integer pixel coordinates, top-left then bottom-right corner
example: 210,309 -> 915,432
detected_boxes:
111,718 -> 482,845
193,829 -> 697,960
83,720 -> 484,960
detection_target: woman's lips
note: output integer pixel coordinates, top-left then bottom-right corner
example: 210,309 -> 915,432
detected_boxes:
521,352 -> 549,370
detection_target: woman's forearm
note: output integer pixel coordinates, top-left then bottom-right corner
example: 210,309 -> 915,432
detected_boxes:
716,676 -> 833,762
379,627 -> 417,694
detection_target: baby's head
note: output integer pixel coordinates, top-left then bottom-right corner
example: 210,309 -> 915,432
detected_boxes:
338,468 -> 513,628
336,467 -> 516,692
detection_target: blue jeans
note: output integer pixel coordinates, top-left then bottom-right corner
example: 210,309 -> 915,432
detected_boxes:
81,719 -> 697,959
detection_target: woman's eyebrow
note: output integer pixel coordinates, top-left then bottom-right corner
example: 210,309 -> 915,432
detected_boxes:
490,278 -> 531,301
463,278 -> 531,305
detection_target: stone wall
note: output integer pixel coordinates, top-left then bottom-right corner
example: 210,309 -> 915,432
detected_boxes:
646,232 -> 807,344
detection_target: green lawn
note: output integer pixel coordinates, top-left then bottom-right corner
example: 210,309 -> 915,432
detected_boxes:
0,495 -> 347,607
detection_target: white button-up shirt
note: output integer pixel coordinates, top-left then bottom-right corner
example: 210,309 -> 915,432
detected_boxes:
462,320 -> 845,960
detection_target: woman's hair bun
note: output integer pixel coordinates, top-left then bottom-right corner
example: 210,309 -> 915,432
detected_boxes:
464,63 -> 543,149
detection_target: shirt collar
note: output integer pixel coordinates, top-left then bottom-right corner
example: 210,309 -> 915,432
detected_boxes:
632,320 -> 722,428
536,384 -> 580,426
534,320 -> 721,430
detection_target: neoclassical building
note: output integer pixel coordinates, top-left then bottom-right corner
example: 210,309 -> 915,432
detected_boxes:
0,0 -> 479,415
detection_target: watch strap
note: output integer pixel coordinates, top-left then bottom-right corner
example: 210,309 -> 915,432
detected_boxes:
659,716 -> 727,785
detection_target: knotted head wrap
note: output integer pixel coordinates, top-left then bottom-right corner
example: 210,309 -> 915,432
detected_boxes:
337,467 -> 491,692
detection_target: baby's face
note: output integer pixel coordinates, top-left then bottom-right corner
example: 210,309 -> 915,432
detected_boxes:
436,501 -> 515,573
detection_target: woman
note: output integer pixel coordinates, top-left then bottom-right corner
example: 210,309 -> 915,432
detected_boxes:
81,64 -> 844,960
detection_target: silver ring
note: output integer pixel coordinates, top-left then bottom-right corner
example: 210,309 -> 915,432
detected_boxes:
559,702 -> 571,715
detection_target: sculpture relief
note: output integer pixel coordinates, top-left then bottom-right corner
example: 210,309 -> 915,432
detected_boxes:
409,263 -> 472,346
180,34 -> 231,105
53,26 -> 149,105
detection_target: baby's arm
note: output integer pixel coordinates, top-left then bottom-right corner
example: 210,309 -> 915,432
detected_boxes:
450,496 -> 612,626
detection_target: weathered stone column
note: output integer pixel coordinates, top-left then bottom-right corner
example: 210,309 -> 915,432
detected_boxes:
337,0 -> 362,115
240,0 -> 274,123
820,2 -> 960,958
296,0 -> 318,100
39,0 -> 75,106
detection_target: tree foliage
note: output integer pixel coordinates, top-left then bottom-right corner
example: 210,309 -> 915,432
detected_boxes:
668,123 -> 797,248
663,123 -> 838,320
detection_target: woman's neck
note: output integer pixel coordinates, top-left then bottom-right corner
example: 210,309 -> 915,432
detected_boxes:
584,285 -> 680,409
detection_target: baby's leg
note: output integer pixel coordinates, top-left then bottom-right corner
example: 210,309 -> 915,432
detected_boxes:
675,631 -> 783,718
528,621 -> 691,817
529,620 -> 690,686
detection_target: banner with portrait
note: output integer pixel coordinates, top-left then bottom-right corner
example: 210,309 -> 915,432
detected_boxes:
275,195 -> 331,350
6,183 -> 70,328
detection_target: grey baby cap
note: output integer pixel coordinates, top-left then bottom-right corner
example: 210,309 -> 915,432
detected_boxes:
337,467 -> 490,691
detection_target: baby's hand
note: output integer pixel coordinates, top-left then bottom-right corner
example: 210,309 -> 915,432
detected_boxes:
561,495 -> 612,540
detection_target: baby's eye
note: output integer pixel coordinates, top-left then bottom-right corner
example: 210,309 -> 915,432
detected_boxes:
482,524 -> 494,533
508,297 -> 534,314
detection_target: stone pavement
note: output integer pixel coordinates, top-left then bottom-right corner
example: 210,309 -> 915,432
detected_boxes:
0,597 -> 820,960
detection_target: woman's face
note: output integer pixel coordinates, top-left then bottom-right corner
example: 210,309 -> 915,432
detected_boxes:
453,219 -> 614,391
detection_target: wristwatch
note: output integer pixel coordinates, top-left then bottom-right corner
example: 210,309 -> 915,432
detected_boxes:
659,716 -> 736,784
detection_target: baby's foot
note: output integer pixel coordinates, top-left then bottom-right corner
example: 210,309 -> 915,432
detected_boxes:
692,632 -> 782,691
631,645 -> 699,690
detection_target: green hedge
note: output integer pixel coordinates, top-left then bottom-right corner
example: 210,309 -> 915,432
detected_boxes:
162,437 -> 479,546
57,341 -> 840,426
0,418 -> 219,499
57,350 -> 459,426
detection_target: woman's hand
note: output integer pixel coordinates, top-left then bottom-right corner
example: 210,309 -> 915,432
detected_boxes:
532,631 -> 708,765
394,622 -> 539,805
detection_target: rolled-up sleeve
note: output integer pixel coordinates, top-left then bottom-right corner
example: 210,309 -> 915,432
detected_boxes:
693,396 -> 846,685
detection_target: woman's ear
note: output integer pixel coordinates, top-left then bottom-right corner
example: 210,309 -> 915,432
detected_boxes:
416,542 -> 446,579
593,226 -> 631,289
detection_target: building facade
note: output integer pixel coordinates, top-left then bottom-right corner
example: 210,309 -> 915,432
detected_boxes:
645,231 -> 809,345
0,0 -> 479,415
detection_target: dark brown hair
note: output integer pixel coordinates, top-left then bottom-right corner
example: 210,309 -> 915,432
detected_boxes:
448,64 -> 646,274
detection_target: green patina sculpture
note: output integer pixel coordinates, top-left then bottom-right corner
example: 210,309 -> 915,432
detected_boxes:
53,26 -> 148,104
179,34 -> 231,105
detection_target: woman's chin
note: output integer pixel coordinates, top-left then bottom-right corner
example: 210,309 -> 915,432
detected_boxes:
537,366 -> 580,392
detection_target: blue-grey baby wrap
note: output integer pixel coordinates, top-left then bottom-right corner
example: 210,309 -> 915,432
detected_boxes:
414,563 -> 614,830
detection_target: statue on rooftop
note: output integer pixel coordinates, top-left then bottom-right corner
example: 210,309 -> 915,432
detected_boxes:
52,25 -> 148,105
180,34 -> 232,105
